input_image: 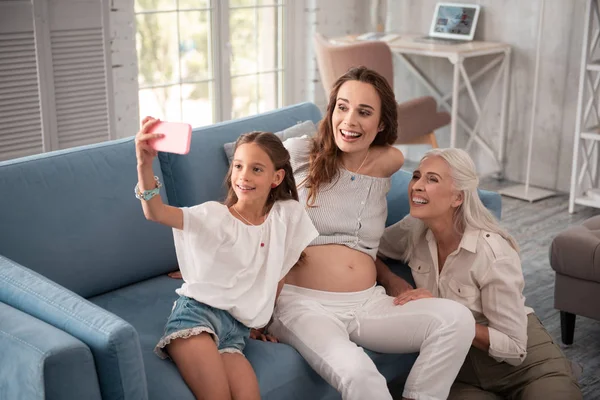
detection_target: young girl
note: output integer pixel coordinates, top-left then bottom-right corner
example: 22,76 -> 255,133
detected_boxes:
134,117 -> 318,400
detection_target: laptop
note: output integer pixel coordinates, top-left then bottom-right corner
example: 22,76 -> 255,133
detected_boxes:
416,2 -> 481,45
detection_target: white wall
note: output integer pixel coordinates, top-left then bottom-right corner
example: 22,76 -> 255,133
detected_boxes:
305,0 -> 370,109
109,0 -> 586,192
387,0 -> 586,191
109,0 -> 139,139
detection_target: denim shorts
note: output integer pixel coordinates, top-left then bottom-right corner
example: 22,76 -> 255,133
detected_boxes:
154,295 -> 250,359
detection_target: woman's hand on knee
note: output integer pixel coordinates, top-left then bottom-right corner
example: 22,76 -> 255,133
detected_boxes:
250,328 -> 278,343
393,288 -> 434,305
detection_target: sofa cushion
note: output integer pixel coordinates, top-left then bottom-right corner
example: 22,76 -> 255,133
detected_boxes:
223,120 -> 317,164
160,102 -> 322,208
0,138 -> 177,298
89,274 -> 417,400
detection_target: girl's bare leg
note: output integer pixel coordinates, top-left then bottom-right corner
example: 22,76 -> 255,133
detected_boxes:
222,352 -> 261,400
167,333 -> 231,400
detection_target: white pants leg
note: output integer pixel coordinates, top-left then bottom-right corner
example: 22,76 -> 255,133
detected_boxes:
270,285 -> 392,400
351,286 -> 475,400
270,284 -> 475,400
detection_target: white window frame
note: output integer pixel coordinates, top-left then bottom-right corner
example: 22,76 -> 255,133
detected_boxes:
136,0 -> 305,125
283,0 -> 307,106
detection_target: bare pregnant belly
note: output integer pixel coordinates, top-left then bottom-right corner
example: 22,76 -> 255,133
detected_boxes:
285,244 -> 377,292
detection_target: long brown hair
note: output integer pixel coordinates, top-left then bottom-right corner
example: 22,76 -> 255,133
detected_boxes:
224,131 -> 299,213
305,66 -> 398,206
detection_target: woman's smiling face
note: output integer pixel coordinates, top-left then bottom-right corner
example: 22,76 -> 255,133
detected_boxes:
409,155 -> 463,221
331,80 -> 383,154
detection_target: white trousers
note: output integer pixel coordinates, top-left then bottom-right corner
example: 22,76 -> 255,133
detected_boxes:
269,284 -> 475,400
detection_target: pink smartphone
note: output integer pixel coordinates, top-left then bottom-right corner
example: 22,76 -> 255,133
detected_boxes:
148,121 -> 192,154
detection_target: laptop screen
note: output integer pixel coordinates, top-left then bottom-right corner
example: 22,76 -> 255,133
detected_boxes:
433,5 -> 478,36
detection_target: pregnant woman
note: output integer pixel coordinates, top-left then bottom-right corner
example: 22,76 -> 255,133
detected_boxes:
268,67 -> 475,400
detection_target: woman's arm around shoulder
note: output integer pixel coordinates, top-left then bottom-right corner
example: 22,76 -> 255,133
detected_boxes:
374,145 -> 404,177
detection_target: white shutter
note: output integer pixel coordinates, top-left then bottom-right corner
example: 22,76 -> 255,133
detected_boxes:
44,0 -> 114,149
0,1 -> 43,161
0,0 -> 114,162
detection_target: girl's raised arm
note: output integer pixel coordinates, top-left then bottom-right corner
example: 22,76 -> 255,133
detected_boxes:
135,117 -> 183,230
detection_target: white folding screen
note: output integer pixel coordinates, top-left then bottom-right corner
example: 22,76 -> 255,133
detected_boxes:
0,0 -> 114,161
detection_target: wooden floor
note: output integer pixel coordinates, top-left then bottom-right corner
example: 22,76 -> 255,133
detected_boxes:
479,179 -> 600,400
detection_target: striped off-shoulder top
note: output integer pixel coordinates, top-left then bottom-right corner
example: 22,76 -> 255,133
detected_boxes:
284,136 -> 391,260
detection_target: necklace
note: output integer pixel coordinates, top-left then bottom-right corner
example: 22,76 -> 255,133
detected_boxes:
233,205 -> 266,247
344,149 -> 370,181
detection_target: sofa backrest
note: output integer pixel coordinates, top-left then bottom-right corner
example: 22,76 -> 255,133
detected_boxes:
159,102 -> 322,207
0,100 -> 501,298
0,139 -> 177,298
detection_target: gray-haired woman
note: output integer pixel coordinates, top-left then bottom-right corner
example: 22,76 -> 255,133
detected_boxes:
377,148 -> 582,400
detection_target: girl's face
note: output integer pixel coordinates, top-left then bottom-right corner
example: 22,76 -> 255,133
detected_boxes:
331,80 -> 383,154
231,143 -> 284,204
408,156 -> 463,222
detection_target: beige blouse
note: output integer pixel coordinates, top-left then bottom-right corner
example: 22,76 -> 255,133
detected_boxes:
379,216 -> 534,366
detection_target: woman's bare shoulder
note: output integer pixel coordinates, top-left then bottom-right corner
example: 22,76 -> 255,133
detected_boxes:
371,145 -> 404,177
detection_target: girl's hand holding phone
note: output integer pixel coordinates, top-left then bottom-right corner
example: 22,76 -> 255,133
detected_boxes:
135,116 -> 164,167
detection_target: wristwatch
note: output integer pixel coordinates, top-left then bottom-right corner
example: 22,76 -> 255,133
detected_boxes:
134,176 -> 162,201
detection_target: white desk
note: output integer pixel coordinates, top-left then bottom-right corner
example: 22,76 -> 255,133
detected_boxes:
334,34 -> 512,177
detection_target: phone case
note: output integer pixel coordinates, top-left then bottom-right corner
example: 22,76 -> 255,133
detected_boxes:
148,121 -> 192,155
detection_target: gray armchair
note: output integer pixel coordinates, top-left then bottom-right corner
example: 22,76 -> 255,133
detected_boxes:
550,215 -> 600,344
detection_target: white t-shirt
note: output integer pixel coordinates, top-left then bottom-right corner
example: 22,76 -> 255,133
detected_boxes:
173,199 -> 318,328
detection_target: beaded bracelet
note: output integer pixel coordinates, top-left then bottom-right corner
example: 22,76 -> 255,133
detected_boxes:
134,176 -> 162,201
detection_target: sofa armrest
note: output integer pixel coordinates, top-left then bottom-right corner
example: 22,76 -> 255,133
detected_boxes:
0,302 -> 102,400
478,189 -> 502,220
0,255 -> 148,400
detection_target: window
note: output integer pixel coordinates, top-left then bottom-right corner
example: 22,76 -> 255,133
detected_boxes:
135,0 -> 288,127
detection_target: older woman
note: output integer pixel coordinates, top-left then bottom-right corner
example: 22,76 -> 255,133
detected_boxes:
267,67 -> 475,400
377,148 -> 582,400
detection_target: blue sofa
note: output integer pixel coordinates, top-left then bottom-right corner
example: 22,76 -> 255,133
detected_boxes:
0,102 -> 502,400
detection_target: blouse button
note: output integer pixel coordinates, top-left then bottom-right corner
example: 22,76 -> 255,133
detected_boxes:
418,266 -> 421,270
458,288 -> 461,293
486,234 -> 490,237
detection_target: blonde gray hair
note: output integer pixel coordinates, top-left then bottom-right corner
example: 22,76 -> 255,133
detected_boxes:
401,148 -> 518,261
